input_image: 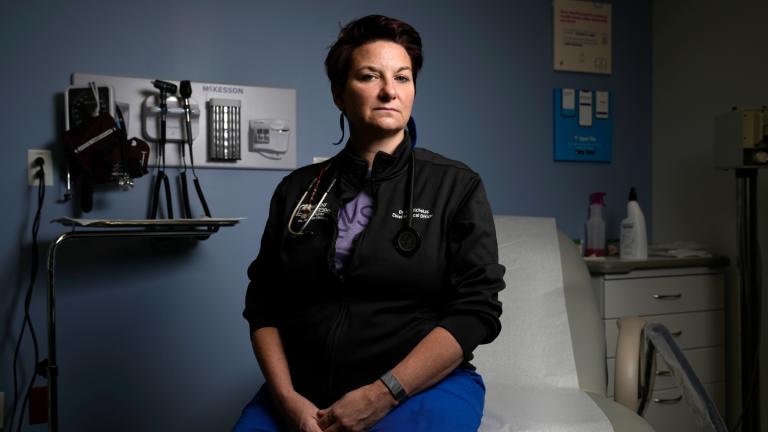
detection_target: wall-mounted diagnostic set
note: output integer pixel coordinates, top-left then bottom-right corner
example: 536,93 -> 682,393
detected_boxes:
714,107 -> 768,169
713,106 -> 768,432
70,73 -> 297,170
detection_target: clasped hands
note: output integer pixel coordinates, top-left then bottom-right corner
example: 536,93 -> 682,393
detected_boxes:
280,380 -> 398,432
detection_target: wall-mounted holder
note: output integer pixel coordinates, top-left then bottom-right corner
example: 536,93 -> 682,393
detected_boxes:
713,107 -> 768,431
71,73 -> 297,170
249,119 -> 290,160
714,107 -> 768,169
208,98 -> 241,161
142,95 -> 200,143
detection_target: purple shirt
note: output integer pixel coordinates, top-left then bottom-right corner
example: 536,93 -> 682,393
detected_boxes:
335,191 -> 374,270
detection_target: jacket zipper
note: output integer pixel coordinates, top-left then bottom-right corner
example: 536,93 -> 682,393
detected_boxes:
324,300 -> 348,397
324,204 -> 345,396
322,179 -> 376,396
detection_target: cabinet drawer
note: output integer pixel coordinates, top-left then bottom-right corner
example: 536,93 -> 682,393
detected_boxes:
606,346 -> 724,396
603,274 -> 723,318
643,382 -> 724,432
605,310 -> 724,358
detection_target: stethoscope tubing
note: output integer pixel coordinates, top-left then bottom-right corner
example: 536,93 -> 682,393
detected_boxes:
150,93 -> 174,219
406,151 -> 415,230
287,176 -> 338,237
178,93 -> 212,218
287,150 -> 419,255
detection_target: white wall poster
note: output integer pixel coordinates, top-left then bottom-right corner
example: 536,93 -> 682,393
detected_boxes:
553,0 -> 612,75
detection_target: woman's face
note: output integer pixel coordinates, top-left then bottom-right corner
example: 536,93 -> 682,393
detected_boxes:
334,40 -> 415,139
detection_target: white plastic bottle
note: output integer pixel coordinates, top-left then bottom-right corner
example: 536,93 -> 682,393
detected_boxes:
586,192 -> 606,257
620,187 -> 648,260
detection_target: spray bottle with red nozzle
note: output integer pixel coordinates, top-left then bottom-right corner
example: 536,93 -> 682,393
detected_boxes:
586,192 -> 606,257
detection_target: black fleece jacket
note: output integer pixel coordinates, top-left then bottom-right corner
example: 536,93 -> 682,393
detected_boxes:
243,137 -> 505,407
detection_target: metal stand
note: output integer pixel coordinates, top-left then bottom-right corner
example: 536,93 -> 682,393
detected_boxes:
44,218 -> 239,431
736,169 -> 761,432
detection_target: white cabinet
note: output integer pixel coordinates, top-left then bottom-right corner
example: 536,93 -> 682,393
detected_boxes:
590,262 -> 727,432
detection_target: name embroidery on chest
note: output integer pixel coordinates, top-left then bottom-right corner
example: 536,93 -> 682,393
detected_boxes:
391,208 -> 433,220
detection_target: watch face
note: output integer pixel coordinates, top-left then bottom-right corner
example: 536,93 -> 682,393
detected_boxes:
66,87 -> 112,130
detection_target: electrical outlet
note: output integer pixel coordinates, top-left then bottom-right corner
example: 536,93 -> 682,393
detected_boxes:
27,149 -> 53,186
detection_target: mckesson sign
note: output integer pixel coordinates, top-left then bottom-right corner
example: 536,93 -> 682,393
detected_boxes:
202,85 -> 245,95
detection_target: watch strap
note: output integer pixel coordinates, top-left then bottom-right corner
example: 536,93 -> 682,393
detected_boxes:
379,371 -> 408,402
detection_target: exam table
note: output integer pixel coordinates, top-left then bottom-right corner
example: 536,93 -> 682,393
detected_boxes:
474,216 -> 654,431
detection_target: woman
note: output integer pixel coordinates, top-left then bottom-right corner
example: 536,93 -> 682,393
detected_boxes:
236,15 -> 505,432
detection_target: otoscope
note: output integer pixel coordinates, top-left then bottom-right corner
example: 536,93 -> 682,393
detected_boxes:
150,79 -> 177,219
178,80 -> 193,218
179,80 -> 212,217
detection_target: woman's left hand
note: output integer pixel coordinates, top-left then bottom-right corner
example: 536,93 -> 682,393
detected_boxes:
316,380 -> 397,431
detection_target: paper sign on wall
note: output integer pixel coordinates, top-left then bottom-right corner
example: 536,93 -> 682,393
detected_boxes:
553,0 -> 612,75
554,88 -> 612,162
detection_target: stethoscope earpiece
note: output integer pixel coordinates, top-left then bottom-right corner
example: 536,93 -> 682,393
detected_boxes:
395,227 -> 421,256
394,150 -> 420,257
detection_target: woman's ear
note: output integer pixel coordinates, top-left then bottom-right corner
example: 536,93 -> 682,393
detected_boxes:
332,86 -> 345,111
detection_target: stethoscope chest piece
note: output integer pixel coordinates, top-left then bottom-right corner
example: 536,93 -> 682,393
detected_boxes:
395,226 -> 421,256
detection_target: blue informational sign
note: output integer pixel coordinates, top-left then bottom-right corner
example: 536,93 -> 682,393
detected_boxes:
553,88 -> 612,162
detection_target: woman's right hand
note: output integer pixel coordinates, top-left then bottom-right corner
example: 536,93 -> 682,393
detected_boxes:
277,391 -> 324,432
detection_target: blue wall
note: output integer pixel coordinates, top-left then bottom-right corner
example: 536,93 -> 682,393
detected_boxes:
0,1 -> 651,430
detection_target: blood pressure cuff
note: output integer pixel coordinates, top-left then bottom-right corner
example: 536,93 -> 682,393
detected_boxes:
62,111 -> 149,211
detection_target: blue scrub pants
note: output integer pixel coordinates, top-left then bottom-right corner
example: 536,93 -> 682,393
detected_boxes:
232,368 -> 485,432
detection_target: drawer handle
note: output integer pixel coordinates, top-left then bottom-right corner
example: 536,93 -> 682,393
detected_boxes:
670,330 -> 683,337
653,294 -> 682,300
656,370 -> 672,377
653,395 -> 683,404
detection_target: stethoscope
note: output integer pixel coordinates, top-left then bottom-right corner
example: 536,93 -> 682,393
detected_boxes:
287,150 -> 421,256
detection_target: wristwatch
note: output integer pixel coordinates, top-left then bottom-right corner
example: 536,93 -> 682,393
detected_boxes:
379,371 -> 408,402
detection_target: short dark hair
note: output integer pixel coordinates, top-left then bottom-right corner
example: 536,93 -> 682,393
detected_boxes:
325,15 -> 423,96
